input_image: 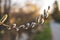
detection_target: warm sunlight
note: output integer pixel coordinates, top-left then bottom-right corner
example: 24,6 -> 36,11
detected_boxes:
11,0 -> 60,14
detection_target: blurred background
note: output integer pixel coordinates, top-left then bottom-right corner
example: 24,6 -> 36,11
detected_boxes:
0,0 -> 60,40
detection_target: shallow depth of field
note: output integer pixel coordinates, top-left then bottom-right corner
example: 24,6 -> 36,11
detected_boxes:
0,0 -> 60,40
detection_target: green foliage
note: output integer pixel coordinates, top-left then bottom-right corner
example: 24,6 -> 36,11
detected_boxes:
33,23 -> 51,40
51,1 -> 60,23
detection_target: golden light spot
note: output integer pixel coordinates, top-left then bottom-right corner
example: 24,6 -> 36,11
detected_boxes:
9,18 -> 15,24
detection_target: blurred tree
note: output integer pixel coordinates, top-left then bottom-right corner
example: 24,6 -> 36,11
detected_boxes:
0,0 -> 2,19
51,0 -> 60,23
4,0 -> 11,24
